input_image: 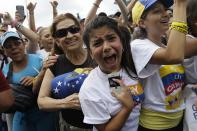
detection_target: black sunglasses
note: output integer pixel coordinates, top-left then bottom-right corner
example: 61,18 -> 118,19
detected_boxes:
54,25 -> 80,38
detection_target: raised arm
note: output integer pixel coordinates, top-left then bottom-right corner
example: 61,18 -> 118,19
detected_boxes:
84,0 -> 103,26
50,0 -> 58,19
27,2 -> 37,32
126,0 -> 137,13
115,0 -> 129,24
150,0 -> 187,64
3,12 -> 39,53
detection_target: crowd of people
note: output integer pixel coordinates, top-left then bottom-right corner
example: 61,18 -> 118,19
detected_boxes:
0,0 -> 197,131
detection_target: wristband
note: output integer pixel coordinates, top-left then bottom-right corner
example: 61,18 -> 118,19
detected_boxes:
170,25 -> 188,34
171,22 -> 188,29
170,21 -> 188,34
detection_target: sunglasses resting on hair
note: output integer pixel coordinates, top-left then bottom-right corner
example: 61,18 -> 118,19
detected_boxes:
54,25 -> 80,38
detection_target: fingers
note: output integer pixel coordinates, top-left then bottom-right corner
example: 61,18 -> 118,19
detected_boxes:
113,78 -> 126,88
54,1 -> 58,6
43,55 -> 58,69
63,93 -> 81,110
27,2 -> 37,11
20,76 -> 34,86
34,2 -> 37,7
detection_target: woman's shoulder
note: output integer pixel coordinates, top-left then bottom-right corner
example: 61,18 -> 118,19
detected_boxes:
28,54 -> 43,61
131,38 -> 156,47
81,67 -> 101,87
79,67 -> 105,98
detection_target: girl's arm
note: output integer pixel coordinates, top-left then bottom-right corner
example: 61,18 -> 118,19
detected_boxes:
150,0 -> 187,65
115,0 -> 129,25
50,0 -> 58,19
27,2 -> 37,32
84,0 -> 102,26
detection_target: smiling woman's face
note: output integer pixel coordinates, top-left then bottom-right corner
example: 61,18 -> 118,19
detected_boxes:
89,26 -> 123,73
55,18 -> 82,52
140,2 -> 170,37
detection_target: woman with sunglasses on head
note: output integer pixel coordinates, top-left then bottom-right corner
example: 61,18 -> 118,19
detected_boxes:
130,0 -> 187,130
37,13 -> 95,131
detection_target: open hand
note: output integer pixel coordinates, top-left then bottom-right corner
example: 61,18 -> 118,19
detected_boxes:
2,12 -> 13,26
20,76 -> 35,86
111,79 -> 134,111
63,93 -> 81,110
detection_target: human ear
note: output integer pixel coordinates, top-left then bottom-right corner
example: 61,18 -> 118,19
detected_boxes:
138,19 -> 146,29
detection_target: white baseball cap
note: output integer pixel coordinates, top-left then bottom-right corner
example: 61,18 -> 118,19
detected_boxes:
1,31 -> 21,47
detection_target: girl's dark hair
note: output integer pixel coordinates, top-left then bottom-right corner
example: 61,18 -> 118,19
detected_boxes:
187,0 -> 197,36
83,16 -> 137,78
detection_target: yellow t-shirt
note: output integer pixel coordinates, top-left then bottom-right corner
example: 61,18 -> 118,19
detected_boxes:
140,108 -> 183,130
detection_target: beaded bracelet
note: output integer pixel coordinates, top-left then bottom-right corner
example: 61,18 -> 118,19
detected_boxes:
15,22 -> 23,30
170,25 -> 188,34
170,21 -> 188,34
171,22 -> 188,30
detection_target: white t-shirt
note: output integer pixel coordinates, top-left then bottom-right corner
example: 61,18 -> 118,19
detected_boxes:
36,49 -> 50,60
79,67 -> 141,131
131,39 -> 185,112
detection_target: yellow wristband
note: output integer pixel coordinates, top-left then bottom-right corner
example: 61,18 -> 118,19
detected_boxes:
172,22 -> 187,26
171,22 -> 188,30
170,25 -> 188,34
